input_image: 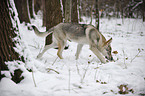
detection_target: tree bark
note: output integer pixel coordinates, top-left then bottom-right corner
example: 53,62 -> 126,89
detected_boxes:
34,0 -> 42,15
96,0 -> 99,31
28,0 -> 35,19
45,0 -> 63,45
0,0 -> 24,83
14,0 -> 30,23
42,0 -> 46,26
72,0 -> 78,23
64,0 -> 72,22
142,0 -> 145,22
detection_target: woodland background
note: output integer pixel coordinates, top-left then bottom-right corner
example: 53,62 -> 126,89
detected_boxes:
0,0 -> 145,91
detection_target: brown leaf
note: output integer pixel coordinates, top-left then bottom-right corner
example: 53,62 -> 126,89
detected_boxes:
112,51 -> 118,54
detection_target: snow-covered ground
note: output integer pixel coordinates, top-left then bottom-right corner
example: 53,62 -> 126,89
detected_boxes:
0,14 -> 145,96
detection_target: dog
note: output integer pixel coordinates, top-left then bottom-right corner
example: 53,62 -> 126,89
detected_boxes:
32,23 -> 113,63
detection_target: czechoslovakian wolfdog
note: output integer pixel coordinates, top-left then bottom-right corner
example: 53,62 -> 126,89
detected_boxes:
32,23 -> 113,63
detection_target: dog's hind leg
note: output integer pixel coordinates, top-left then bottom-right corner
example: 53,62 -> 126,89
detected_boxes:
57,40 -> 67,59
75,44 -> 83,60
37,43 -> 57,58
90,46 -> 106,63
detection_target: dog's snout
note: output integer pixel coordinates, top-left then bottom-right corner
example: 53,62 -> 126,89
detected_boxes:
105,56 -> 113,61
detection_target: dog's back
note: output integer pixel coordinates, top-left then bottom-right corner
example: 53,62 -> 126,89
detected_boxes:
59,23 -> 88,44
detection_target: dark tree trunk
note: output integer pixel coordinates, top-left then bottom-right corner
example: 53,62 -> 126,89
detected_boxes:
45,0 -> 63,45
14,0 -> 30,23
0,0 -> 24,83
72,0 -> 78,23
64,0 -> 72,22
28,0 -> 35,19
142,0 -> 145,22
62,0 -> 78,23
42,0 -> 46,26
34,0 -> 42,15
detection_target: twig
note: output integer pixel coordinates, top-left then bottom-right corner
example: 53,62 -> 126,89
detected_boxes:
94,62 -> 99,80
28,44 -> 38,49
81,61 -> 90,83
68,68 -> 71,93
32,70 -> 37,87
130,49 -> 141,63
46,68 -> 59,74
76,61 -> 81,76
52,57 -> 58,65
122,50 -> 127,69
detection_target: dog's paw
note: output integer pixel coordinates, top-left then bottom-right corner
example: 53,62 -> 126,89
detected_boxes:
101,59 -> 106,64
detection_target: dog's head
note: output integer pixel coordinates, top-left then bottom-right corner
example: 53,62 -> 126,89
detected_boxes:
101,38 -> 113,61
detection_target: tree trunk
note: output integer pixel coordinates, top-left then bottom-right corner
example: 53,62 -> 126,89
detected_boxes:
0,0 -> 24,83
142,0 -> 145,22
34,0 -> 42,15
14,0 -> 30,23
45,0 -> 63,45
42,0 -> 46,26
96,0 -> 99,31
64,0 -> 72,22
78,0 -> 82,22
90,0 -> 95,25
28,0 -> 35,19
62,0 -> 78,23
72,0 -> 78,23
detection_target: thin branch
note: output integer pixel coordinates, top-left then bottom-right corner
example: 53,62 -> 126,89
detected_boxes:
130,49 -> 141,63
46,68 -> 59,74
122,50 -> 127,69
68,68 -> 71,93
76,61 -> 81,76
52,57 -> 58,65
32,70 -> 37,87
81,61 -> 90,83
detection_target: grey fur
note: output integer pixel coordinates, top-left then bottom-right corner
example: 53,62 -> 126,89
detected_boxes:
32,23 -> 113,63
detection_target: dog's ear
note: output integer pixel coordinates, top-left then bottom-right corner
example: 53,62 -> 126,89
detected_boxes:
103,38 -> 112,47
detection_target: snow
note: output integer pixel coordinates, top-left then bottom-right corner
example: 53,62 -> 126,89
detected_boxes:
1,7 -> 145,96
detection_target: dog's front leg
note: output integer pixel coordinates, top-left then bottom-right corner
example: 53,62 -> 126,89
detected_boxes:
75,44 -> 83,60
90,46 -> 106,63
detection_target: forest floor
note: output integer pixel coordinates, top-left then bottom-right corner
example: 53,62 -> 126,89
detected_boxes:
0,14 -> 145,96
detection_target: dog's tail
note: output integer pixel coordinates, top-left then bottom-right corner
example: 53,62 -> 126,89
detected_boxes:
31,25 -> 53,37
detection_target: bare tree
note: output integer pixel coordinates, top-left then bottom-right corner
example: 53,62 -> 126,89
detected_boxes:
0,0 -> 24,83
34,0 -> 43,15
42,0 -> 46,26
96,0 -> 99,30
45,0 -> 63,45
72,0 -> 78,23
28,0 -> 35,19
142,0 -> 145,22
62,0 -> 78,23
14,0 -> 30,23
64,0 -> 72,22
